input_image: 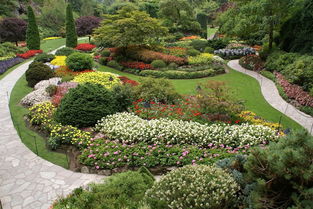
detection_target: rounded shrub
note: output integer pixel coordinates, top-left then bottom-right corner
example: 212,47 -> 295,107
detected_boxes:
187,48 -> 201,56
25,62 -> 55,87
101,49 -> 111,57
34,53 -> 55,63
66,52 -> 94,71
54,83 -> 119,128
55,47 -> 76,56
204,46 -> 214,53
190,39 -> 208,52
145,165 -> 239,209
168,62 -> 178,69
151,60 -> 166,68
107,60 -> 123,70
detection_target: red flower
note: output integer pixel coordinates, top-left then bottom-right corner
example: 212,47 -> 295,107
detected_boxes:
17,50 -> 43,59
75,43 -> 96,51
120,61 -> 153,70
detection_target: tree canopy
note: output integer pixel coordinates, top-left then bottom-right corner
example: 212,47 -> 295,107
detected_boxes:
0,18 -> 27,45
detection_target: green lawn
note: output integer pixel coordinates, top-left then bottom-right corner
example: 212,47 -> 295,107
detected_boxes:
207,27 -> 218,38
98,64 -> 303,130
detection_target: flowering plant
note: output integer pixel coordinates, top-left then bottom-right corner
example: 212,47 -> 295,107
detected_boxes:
75,43 -> 96,51
179,36 -> 201,41
54,66 -> 94,78
164,47 -> 187,57
0,57 -> 24,74
238,111 -> 283,131
73,71 -> 121,89
118,76 -> 139,86
239,55 -> 264,71
188,53 -> 214,65
17,50 -> 43,59
135,49 -> 187,65
43,37 -> 61,41
120,61 -> 153,70
51,82 -> 78,106
95,112 -> 278,147
50,56 -> 67,66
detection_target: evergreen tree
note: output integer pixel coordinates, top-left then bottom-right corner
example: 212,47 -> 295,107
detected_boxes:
26,6 -> 40,50
66,4 -> 78,48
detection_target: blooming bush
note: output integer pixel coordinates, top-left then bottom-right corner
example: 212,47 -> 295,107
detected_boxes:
17,50 -> 43,59
74,43 -> 96,51
50,56 -> 67,66
51,82 -> 78,106
27,102 -> 56,126
134,49 -> 187,65
145,165 -> 240,209
0,57 -> 24,74
54,66 -> 94,78
80,139 -> 244,170
238,111 -> 282,131
95,112 -> 278,147
275,72 -> 313,107
73,71 -> 120,89
120,61 -> 153,70
118,76 -> 139,86
239,55 -> 264,71
188,53 -> 214,65
164,47 -> 187,57
214,47 -> 256,58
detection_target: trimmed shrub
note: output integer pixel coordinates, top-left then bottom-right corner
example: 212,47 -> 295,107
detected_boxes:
25,62 -> 54,87
101,49 -> 111,57
145,165 -> 239,209
34,53 -> 55,63
168,62 -> 178,69
187,48 -> 200,56
54,83 -> 119,128
26,6 -> 40,50
66,52 -> 93,71
207,39 -> 229,50
112,84 -> 134,112
65,4 -> 77,48
204,47 -> 214,53
55,47 -> 76,56
151,60 -> 166,68
190,39 -> 208,52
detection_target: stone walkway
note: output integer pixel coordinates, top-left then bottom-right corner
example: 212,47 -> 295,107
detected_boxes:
228,60 -> 313,133
0,49 -> 104,209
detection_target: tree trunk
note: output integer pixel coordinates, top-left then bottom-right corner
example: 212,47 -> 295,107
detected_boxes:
16,41 -> 18,46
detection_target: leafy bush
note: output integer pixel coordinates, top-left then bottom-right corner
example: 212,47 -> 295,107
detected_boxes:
55,47 -> 76,56
168,62 -> 178,69
139,69 -> 218,79
34,53 -> 55,63
207,38 -> 229,50
133,77 -> 180,104
0,42 -> 26,57
145,165 -> 239,209
188,53 -> 214,65
54,83 -> 119,128
73,71 -> 120,89
66,52 -> 94,71
260,70 -> 276,81
101,49 -> 111,57
25,62 -> 55,87
299,106 -> 313,117
186,48 -> 200,56
107,60 -> 123,70
95,112 -> 278,147
112,84 -> 134,112
244,130 -> 313,208
131,49 -> 187,65
52,170 -> 154,209
265,51 -> 299,72
204,46 -> 214,53
190,39 -> 208,52
239,55 -> 264,71
45,85 -> 57,97
151,60 -> 166,68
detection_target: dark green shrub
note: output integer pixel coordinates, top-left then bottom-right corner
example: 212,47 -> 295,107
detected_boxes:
244,130 -> 313,209
259,42 -> 278,60
107,60 -> 123,70
168,62 -> 178,69
265,51 -> 299,72
99,57 -> 108,65
54,83 -> 119,127
25,62 -> 54,87
151,60 -> 166,68
53,170 -> 154,209
46,85 -> 57,96
133,77 -> 180,104
65,4 -> 77,48
187,48 -> 200,56
204,47 -> 214,53
190,39 -> 208,52
112,84 -> 134,112
101,49 -> 110,57
207,38 -> 229,50
66,52 -> 93,71
26,6 -> 40,50
139,69 -> 216,79
55,47 -> 76,56
34,53 -> 55,63
260,70 -> 276,81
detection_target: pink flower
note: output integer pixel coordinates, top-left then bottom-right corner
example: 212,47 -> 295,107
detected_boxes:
95,166 -> 100,169
176,161 -> 180,165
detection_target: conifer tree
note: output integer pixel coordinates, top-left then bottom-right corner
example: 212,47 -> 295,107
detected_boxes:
26,6 -> 40,50
66,4 -> 77,48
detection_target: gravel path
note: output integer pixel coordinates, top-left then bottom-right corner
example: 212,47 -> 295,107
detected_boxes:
228,60 -> 313,133
0,48 -> 104,209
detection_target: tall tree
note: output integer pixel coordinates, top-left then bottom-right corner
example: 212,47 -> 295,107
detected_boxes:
0,18 -> 27,46
65,4 -> 77,48
26,6 -> 40,50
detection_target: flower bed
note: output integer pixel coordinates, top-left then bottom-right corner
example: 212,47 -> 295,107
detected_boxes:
43,37 -> 62,41
73,71 -> 121,89
179,36 -> 201,41
51,82 -> 78,106
51,56 -> 67,66
164,47 -> 187,57
17,50 -> 43,59
75,43 -> 96,52
188,53 -> 214,65
54,67 -> 94,78
238,111 -> 282,131
95,112 -> 278,147
239,55 -> 264,71
118,76 -> 139,86
214,48 -> 255,58
134,49 -> 187,65
0,57 -> 24,74
120,61 -> 153,70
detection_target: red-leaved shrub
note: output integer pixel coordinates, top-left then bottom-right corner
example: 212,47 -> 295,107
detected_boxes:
120,61 -> 153,70
17,50 -> 43,59
134,49 -> 187,65
75,43 -> 96,51
275,72 -> 313,107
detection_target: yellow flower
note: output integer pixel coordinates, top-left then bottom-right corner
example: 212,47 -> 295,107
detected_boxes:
51,56 -> 67,66
73,71 -> 121,89
188,53 -> 214,65
43,37 -> 62,41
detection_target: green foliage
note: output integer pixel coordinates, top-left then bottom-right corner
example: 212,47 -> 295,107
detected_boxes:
139,69 -> 219,79
0,42 -> 26,57
107,60 -> 123,70
111,84 -> 134,112
196,12 -> 208,31
244,130 -> 313,208
34,53 -> 55,63
94,6 -> 168,47
187,48 -> 201,56
54,83 -> 119,128
145,165 -> 239,209
66,52 -> 93,71
25,62 -> 54,87
26,6 -> 40,50
65,4 -> 78,48
53,171 -> 154,209
101,49 -> 110,57
207,38 -> 229,50
133,77 -> 180,104
168,62 -> 178,69
260,70 -> 276,81
55,47 -> 76,56
204,46 -> 214,53
265,51 -> 299,72
46,85 -> 57,97
151,60 -> 166,68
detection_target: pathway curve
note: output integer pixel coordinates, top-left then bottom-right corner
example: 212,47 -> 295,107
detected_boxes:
228,60 -> 313,133
0,48 -> 104,209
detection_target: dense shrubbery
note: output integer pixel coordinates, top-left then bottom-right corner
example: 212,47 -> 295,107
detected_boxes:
190,39 -> 208,52
25,62 -> 54,87
188,53 -> 214,65
55,47 -> 76,56
66,52 -> 94,71
139,69 -> 218,79
265,51 -> 299,72
239,55 -> 264,71
131,49 -> 187,65
54,83 -> 119,128
207,39 -> 230,50
151,60 -> 166,68
0,57 -> 24,74
34,53 -> 55,63
214,47 -> 256,58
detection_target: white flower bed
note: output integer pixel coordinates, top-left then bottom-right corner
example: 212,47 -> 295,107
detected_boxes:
95,112 -> 278,147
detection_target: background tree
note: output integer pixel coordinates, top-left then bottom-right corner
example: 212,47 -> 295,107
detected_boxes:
93,6 -> 168,47
26,6 -> 40,50
0,18 -> 27,45
65,4 -> 77,48
81,1 -> 95,16
76,16 -> 101,41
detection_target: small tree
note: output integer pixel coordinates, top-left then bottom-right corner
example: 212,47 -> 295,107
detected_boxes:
0,18 -> 27,46
66,4 -> 77,48
75,16 -> 101,42
26,6 -> 40,50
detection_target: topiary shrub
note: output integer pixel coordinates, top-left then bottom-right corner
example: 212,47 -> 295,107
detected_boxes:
66,52 -> 93,71
112,84 -> 134,112
151,60 -> 166,68
54,83 -> 119,128
25,62 -> 55,87
187,48 -> 201,56
101,49 -> 111,57
145,165 -> 239,209
190,39 -> 208,52
55,47 -> 76,56
34,53 -> 55,63
133,77 -> 180,104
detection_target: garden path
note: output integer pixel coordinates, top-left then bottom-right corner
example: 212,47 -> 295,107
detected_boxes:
0,47 -> 104,209
228,60 -> 313,134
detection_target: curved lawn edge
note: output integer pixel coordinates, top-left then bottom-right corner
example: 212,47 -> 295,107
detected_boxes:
228,59 -> 312,133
